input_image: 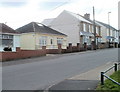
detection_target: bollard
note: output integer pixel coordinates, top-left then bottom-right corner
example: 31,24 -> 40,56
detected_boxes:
114,63 -> 117,72
101,72 -> 104,85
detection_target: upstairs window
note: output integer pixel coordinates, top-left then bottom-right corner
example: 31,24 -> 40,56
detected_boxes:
88,25 -> 91,32
83,23 -> 86,32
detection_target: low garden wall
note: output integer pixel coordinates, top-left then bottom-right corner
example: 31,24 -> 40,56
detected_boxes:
1,42 -> 115,62
1,47 -> 46,62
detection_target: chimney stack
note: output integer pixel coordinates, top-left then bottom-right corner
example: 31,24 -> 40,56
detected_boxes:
84,13 -> 90,19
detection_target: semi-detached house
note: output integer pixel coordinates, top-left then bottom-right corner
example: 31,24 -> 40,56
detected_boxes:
42,10 -> 101,48
96,21 -> 119,47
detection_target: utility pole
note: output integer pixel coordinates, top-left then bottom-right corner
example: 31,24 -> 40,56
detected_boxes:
32,22 -> 36,50
93,6 -> 96,50
108,12 -> 111,48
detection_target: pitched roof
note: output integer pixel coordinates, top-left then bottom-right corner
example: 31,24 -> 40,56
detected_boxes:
0,23 -> 19,34
79,15 -> 100,26
42,18 -> 55,26
64,10 -> 92,24
16,22 -> 67,36
96,21 -> 117,31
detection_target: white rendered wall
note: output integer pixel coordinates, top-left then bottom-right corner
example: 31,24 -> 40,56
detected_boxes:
50,11 -> 80,46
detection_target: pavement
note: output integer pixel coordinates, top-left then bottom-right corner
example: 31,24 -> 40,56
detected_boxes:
46,61 -> 115,91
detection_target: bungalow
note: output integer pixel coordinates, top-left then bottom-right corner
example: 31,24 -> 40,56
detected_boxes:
0,23 -> 20,52
16,22 -> 67,50
42,10 -> 101,49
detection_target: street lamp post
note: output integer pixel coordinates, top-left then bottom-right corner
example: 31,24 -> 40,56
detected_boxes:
108,12 -> 111,48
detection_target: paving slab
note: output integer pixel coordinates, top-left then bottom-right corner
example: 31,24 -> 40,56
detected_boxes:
49,80 -> 99,91
47,61 -> 115,91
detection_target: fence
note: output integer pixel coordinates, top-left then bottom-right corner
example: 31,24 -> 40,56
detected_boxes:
101,62 -> 120,85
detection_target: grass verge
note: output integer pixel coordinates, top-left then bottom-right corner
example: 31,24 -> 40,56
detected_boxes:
96,70 -> 120,91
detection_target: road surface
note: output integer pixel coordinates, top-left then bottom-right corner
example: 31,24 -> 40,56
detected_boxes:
2,48 -> 118,90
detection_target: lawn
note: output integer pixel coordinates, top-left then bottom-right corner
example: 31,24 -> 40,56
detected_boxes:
96,70 -> 120,91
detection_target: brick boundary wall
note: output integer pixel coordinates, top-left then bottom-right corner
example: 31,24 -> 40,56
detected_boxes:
46,44 -> 62,54
46,49 -> 60,54
0,52 -> 2,61
0,43 -> 111,62
0,47 -> 46,62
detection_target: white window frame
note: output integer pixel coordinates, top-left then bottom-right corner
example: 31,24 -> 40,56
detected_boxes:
39,36 -> 47,46
57,38 -> 63,44
88,25 -> 91,33
83,23 -> 86,32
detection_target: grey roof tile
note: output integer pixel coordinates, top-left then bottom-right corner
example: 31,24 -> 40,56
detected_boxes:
16,22 -> 67,36
0,23 -> 19,34
96,21 -> 117,31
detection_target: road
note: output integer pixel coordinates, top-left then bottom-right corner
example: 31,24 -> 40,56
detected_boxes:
2,48 -> 118,90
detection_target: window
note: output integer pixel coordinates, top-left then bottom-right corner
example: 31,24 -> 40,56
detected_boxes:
2,34 -> 8,39
107,29 -> 109,36
1,34 -> 13,47
83,36 -> 91,45
57,38 -> 63,44
98,29 -> 100,36
97,38 -> 101,43
83,23 -> 86,32
51,39 -> 53,44
89,25 -> 91,32
96,27 -> 99,34
0,34 -> 2,39
110,30 -> 112,36
86,36 -> 91,45
2,39 -> 13,46
2,34 -> 13,39
39,36 -> 47,46
92,26 -> 94,33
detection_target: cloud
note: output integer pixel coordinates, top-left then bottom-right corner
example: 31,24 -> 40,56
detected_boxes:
0,0 -> 28,7
38,1 -> 68,10
0,0 -> 119,29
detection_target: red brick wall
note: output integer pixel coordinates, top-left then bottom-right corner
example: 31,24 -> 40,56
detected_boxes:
0,47 -> 46,62
0,43 -> 92,62
46,49 -> 60,54
0,52 -> 2,61
46,44 -> 62,54
72,46 -> 79,52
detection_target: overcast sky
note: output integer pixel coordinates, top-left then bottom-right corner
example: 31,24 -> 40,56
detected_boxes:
0,0 -> 119,29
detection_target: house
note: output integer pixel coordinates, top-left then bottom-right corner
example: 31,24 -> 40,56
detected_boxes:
0,23 -> 20,52
16,22 -> 67,50
80,13 -> 102,48
96,21 -> 119,47
42,10 -> 101,49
